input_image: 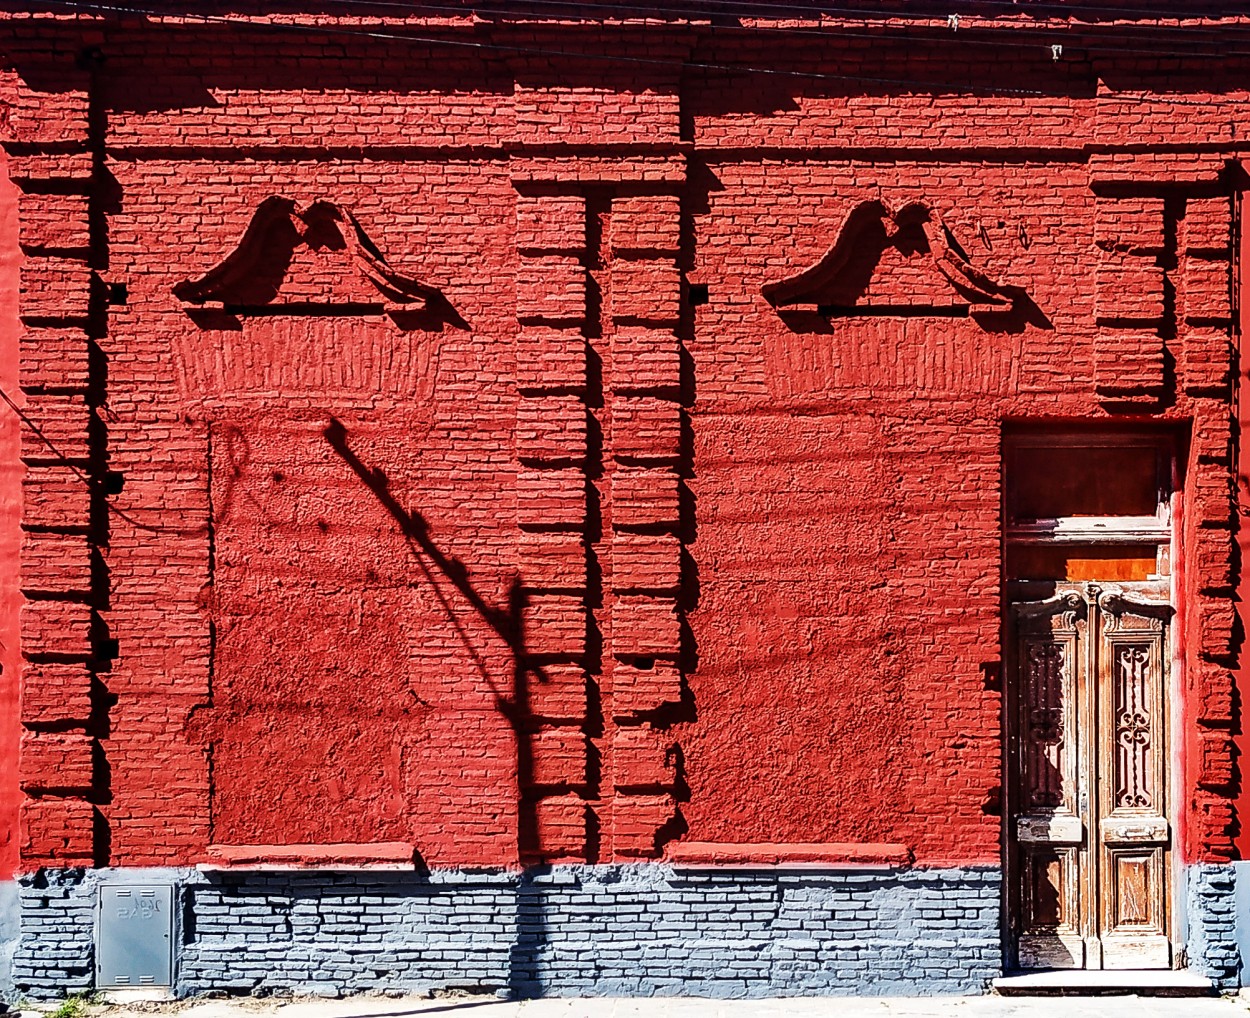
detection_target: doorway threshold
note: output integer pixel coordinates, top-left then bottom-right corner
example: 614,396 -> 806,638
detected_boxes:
994,970 -> 1215,996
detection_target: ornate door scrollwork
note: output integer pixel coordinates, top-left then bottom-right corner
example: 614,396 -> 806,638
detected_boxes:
1095,588 -> 1172,969
1010,590 -> 1088,970
1007,584 -> 1173,971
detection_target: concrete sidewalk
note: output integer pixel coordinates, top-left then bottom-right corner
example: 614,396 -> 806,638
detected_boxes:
38,992 -> 1250,1018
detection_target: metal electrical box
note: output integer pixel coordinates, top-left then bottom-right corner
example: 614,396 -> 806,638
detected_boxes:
96,884 -> 174,988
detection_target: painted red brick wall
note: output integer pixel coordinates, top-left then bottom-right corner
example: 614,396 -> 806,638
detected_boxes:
0,7 -> 1246,872
0,145 -> 23,882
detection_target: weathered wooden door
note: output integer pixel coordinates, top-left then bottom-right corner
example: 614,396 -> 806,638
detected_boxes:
1007,583 -> 1173,970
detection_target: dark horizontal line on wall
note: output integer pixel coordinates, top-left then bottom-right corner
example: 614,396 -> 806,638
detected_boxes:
684,395 -> 1206,420
816,304 -> 970,318
1094,316 -> 1166,328
517,522 -> 590,534
104,142 -> 692,163
96,141 -> 1245,166
97,138 -> 1220,166
100,142 -> 1097,164
20,455 -> 91,469
19,784 -> 97,798
18,245 -> 92,258
7,178 -> 94,197
18,589 -> 95,603
612,385 -> 683,399
1185,319 -> 1237,331
612,520 -> 681,535
1086,141 -> 1250,155
700,145 -> 1089,164
4,141 -> 91,158
211,303 -> 399,317
517,316 -> 590,328
98,139 -> 1247,168
611,316 -> 683,329
517,384 -> 589,398
18,315 -> 92,329
517,246 -> 589,258
18,383 -> 92,397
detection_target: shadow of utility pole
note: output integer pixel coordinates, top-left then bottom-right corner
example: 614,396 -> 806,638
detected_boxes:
323,416 -> 550,998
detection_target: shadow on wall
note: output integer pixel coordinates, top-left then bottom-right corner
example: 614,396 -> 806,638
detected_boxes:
323,417 -> 551,998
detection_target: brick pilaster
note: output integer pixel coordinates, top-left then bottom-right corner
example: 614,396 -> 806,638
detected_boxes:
603,192 -> 686,858
513,189 -> 594,860
7,52 -> 107,867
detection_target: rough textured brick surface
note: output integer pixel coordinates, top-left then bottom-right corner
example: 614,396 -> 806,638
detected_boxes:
0,4 -> 1247,998
12,865 -> 1004,1000
1186,865 -> 1241,988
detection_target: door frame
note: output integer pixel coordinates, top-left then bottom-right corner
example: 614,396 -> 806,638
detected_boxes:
1000,427 -> 1184,972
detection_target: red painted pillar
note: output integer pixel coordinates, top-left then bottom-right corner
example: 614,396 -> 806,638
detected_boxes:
1234,180 -> 1250,861
0,147 -> 23,880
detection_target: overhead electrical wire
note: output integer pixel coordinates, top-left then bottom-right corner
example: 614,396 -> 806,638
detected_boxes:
313,0 -> 1250,48
240,0 -> 1250,60
22,0 -> 1250,109
0,384 -> 207,536
49,0 -> 1250,26
7,0 -> 1082,98
55,0 -> 1250,58
57,0 -> 1250,50
0,4 -> 1240,535
26,0 -> 1250,71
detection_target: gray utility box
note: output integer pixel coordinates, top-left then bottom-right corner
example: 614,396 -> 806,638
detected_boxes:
96,884 -> 174,988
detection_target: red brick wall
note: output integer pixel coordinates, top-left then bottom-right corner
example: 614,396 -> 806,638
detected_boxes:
0,10 -> 1245,871
0,145 -> 22,881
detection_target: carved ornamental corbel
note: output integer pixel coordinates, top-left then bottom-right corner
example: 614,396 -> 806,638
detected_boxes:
762,199 -> 1042,328
1013,589 -> 1086,633
173,196 -> 447,319
1096,586 -> 1173,633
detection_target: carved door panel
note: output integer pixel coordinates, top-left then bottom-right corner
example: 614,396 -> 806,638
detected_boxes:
1095,589 -> 1172,969
1009,590 -> 1089,969
1007,584 -> 1172,971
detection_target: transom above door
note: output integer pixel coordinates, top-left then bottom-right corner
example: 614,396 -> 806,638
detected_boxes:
1003,430 -> 1177,971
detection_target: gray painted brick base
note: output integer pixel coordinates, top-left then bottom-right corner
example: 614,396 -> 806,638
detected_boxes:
9,864 -> 1002,1000
1186,864 -> 1242,988
0,879 -> 16,1003
8,862 -> 1243,1001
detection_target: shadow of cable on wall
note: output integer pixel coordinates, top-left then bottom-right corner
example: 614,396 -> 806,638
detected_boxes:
323,415 -> 554,998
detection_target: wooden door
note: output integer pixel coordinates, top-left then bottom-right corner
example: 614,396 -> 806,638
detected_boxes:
1007,583 -> 1173,971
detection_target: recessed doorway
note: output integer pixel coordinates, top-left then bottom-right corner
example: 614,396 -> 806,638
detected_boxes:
1003,430 -> 1177,971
